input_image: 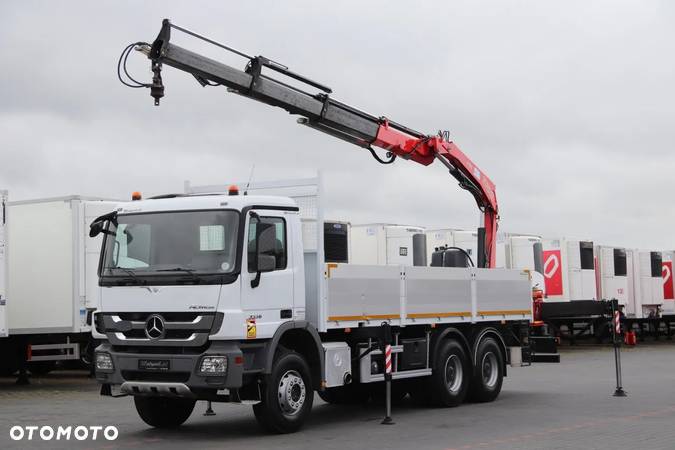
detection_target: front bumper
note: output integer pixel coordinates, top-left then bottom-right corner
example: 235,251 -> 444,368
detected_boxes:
95,341 -> 244,398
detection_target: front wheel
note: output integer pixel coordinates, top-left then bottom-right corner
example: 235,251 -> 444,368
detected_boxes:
134,396 -> 195,429
468,337 -> 504,403
253,351 -> 314,433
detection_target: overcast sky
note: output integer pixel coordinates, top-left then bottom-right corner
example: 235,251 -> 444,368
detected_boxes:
1,1 -> 674,249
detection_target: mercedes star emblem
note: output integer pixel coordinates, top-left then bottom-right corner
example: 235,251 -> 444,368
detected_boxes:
145,314 -> 166,340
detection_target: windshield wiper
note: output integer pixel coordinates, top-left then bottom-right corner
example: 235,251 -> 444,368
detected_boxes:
156,267 -> 202,282
110,267 -> 148,285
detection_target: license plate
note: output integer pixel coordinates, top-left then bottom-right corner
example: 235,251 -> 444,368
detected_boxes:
138,359 -> 170,371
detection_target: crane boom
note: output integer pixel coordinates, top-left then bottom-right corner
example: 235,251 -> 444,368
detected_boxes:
129,19 -> 498,267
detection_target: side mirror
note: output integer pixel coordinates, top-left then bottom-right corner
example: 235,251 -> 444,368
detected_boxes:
89,220 -> 104,238
89,211 -> 117,238
256,223 -> 277,273
251,221 -> 277,288
257,254 -> 276,272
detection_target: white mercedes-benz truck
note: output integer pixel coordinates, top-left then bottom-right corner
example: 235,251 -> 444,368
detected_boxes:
92,178 -> 556,433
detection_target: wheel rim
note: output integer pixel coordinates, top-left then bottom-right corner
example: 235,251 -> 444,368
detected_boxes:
444,354 -> 463,393
277,370 -> 307,416
482,352 -> 499,388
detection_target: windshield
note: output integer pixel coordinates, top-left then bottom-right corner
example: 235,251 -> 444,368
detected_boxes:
101,210 -> 239,276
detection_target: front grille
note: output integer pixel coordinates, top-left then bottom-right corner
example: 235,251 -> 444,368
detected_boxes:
121,329 -> 195,340
122,370 -> 191,383
117,312 -> 202,322
100,312 -> 221,347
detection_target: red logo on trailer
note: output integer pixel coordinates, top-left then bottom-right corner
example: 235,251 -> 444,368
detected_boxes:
543,250 -> 563,296
664,261 -> 674,300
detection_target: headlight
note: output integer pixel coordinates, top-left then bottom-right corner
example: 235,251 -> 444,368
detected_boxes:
199,356 -> 228,376
95,353 -> 114,372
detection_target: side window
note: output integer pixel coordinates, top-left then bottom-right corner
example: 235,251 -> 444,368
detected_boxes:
248,216 -> 287,272
115,224 -> 151,269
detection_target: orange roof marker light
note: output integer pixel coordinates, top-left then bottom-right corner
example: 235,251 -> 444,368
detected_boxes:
228,185 -> 239,196
131,191 -> 142,201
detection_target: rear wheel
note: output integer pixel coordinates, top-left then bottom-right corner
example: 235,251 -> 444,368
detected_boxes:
253,351 -> 314,433
429,339 -> 469,407
468,337 -> 504,403
134,396 -> 195,429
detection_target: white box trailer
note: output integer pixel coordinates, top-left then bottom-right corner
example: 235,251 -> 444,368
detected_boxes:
663,251 -> 675,315
426,229 -> 478,266
542,238 -> 596,302
496,233 -> 545,293
0,196 -> 118,374
595,245 -> 629,305
0,191 -> 7,338
350,224 -> 426,266
627,250 -> 664,318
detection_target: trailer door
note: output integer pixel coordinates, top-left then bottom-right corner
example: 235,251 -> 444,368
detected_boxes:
0,191 -> 7,337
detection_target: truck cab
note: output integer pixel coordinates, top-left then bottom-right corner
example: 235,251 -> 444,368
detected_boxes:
93,191 -> 307,372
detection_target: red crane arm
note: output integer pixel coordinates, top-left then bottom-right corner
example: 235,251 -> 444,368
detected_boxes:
373,122 -> 498,267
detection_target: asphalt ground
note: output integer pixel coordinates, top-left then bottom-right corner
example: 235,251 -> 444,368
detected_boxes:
2,343 -> 675,450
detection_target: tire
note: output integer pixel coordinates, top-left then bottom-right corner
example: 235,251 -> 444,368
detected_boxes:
428,339 -> 470,407
134,396 -> 196,429
468,337 -> 504,403
253,351 -> 314,433
318,383 -> 370,405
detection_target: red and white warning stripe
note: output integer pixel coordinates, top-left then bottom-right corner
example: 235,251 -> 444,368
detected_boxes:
384,344 -> 392,374
614,311 -> 621,334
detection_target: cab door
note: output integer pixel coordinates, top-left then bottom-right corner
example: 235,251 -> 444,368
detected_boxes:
240,210 -> 295,339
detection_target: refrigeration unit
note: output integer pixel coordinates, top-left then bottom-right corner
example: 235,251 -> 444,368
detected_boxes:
627,250 -> 664,318
595,245 -> 629,306
323,221 -> 350,263
496,233 -> 545,293
663,251 -> 675,316
542,238 -> 597,302
350,224 -> 426,266
426,229 -> 478,267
